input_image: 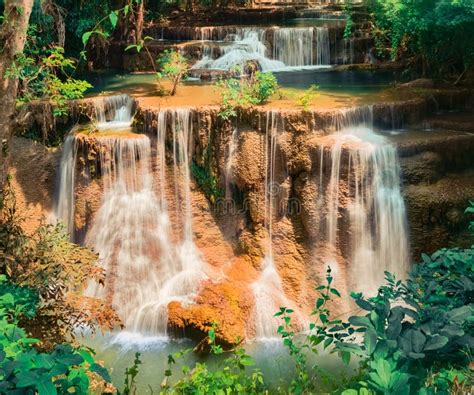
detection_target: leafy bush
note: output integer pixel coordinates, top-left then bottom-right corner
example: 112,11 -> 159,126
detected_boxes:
0,182 -> 120,349
157,49 -> 190,96
275,231 -> 473,395
5,46 -> 91,117
0,276 -> 113,394
161,324 -> 265,394
217,71 -> 279,120
365,0 -> 474,78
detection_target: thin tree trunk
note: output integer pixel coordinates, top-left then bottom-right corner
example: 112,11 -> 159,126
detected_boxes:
0,0 -> 34,192
135,0 -> 145,43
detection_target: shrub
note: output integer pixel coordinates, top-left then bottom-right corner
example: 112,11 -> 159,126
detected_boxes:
161,324 -> 265,394
296,84 -> 319,112
217,71 -> 279,120
5,47 -> 91,117
0,181 -> 120,349
157,49 -> 190,96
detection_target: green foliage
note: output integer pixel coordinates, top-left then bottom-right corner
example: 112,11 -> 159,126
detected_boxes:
162,325 -> 265,394
276,267 -> 348,394
296,85 -> 319,112
5,46 -> 91,116
157,49 -> 190,96
343,0 -> 354,39
365,0 -> 474,77
331,244 -> 473,394
121,352 -> 142,395
465,201 -> 474,231
0,182 -> 120,347
0,276 -> 111,394
191,161 -> 222,204
217,71 -> 279,120
275,239 -> 473,395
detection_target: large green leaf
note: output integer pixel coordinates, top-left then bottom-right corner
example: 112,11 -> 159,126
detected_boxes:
410,330 -> 426,354
364,328 -> 377,355
447,306 -> 472,324
423,335 -> 449,351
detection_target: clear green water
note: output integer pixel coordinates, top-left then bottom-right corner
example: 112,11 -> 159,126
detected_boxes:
82,332 -> 355,393
85,69 -> 405,96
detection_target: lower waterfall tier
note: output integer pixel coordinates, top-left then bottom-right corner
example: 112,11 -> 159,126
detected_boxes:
12,90 -> 474,346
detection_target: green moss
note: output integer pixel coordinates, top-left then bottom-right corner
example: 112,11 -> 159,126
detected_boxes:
191,160 -> 222,204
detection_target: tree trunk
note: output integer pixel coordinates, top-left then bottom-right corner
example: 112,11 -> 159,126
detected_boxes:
0,0 -> 34,192
135,0 -> 145,43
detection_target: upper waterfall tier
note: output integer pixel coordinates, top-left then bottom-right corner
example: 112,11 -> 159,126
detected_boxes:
166,26 -> 333,71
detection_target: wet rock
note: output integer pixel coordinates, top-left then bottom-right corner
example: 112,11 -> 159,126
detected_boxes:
400,151 -> 442,184
400,79 -> 435,89
167,280 -> 252,349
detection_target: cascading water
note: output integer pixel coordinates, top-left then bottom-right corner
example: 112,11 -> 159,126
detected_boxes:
54,135 -> 78,239
84,136 -> 173,334
54,95 -> 135,237
93,94 -> 134,129
273,27 -> 330,67
225,126 -> 238,200
252,111 -> 301,339
273,28 -> 314,67
317,106 -> 409,293
131,109 -> 207,335
315,27 -> 331,66
55,101 -> 206,339
192,27 -> 285,71
192,26 -> 332,71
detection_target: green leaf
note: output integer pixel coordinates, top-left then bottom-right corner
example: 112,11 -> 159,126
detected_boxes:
375,358 -> 392,389
91,363 -> 111,382
82,31 -> 92,46
16,371 -> 39,387
341,351 -> 351,365
37,378 -> 57,395
349,316 -> 373,328
447,306 -> 472,324
423,335 -> 449,351
1,293 -> 14,305
109,12 -> 118,28
355,298 -> 373,311
411,330 -> 426,353
364,328 -> 377,355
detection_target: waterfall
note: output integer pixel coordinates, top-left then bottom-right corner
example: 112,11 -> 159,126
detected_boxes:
192,26 -> 332,71
318,106 -> 409,293
199,27 -> 218,63
54,135 -> 78,239
55,103 -> 206,338
273,28 -> 314,67
225,126 -> 238,200
252,111 -> 302,339
84,136 -> 175,334
192,27 -> 285,72
316,27 -> 330,66
93,94 -> 134,130
132,108 -> 206,335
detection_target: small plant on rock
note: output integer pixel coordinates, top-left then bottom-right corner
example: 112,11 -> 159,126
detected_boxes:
157,49 -> 190,96
217,70 -> 279,120
296,84 -> 319,112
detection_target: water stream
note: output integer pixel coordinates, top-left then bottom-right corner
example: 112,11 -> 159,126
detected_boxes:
192,26 -> 331,71
317,107 -> 409,292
